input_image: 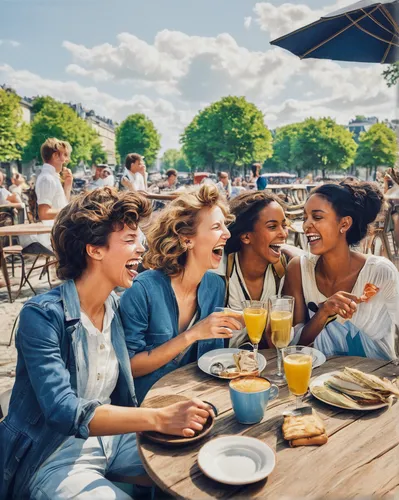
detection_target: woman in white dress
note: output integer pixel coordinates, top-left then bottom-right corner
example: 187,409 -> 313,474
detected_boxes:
284,181 -> 399,360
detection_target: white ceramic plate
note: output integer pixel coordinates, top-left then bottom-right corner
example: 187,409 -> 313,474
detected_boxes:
307,347 -> 327,369
309,371 -> 389,411
198,348 -> 267,379
197,436 -> 276,485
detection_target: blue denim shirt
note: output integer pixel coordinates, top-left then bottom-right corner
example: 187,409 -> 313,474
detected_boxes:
120,270 -> 225,403
0,280 -> 137,500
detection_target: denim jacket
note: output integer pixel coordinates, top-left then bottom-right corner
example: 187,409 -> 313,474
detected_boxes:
0,280 -> 137,500
120,270 -> 225,403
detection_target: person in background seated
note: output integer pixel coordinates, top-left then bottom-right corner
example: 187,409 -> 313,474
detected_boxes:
0,171 -> 19,204
251,163 -> 267,191
159,168 -> 178,190
121,153 -> 147,192
87,163 -> 107,190
9,173 -> 27,202
219,191 -> 300,348
101,167 -> 115,187
120,184 -> 243,403
216,171 -> 232,199
0,188 -> 214,500
283,180 -> 399,360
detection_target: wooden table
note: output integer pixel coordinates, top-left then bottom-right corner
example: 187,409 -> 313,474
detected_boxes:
0,223 -> 52,302
137,350 -> 399,499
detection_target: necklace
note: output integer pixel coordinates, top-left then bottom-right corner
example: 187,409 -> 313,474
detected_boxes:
80,304 -> 105,330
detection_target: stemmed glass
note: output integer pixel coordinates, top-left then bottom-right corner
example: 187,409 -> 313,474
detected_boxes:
268,295 -> 294,385
241,300 -> 268,361
282,345 -> 313,409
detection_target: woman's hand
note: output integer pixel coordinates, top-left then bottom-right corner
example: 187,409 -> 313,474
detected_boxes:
187,311 -> 243,341
319,292 -> 359,320
155,398 -> 214,437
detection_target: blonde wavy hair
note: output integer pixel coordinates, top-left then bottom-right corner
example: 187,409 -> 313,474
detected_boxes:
143,184 -> 234,276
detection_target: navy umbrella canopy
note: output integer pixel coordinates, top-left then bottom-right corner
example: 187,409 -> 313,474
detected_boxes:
271,0 -> 399,64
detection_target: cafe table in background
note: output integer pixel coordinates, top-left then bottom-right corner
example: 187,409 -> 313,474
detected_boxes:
137,349 -> 398,499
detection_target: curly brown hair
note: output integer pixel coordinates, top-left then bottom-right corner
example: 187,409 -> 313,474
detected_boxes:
52,187 -> 152,280
143,184 -> 233,276
226,190 -> 284,254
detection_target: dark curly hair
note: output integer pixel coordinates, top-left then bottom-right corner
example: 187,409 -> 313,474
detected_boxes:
310,180 -> 384,246
52,187 -> 152,280
226,190 -> 283,254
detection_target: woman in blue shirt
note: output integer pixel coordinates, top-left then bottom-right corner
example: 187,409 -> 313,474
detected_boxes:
1,188 -> 215,500
120,184 -> 243,403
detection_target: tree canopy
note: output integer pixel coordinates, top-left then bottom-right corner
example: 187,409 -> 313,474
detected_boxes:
116,114 -> 161,167
382,62 -> 399,88
265,123 -> 303,175
23,96 -> 104,167
355,123 -> 397,172
291,117 -> 357,178
161,148 -> 190,172
0,88 -> 30,162
181,96 -> 272,173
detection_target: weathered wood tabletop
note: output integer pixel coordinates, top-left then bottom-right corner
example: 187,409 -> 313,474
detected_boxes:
0,222 -> 52,236
137,350 -> 399,499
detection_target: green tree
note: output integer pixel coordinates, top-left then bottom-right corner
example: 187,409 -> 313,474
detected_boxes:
91,139 -> 108,165
382,62 -> 399,88
116,114 -> 161,167
161,148 -> 190,172
181,96 -> 272,174
0,88 -> 30,162
292,118 -> 357,179
266,123 -> 303,175
23,96 -> 102,168
355,123 -> 397,176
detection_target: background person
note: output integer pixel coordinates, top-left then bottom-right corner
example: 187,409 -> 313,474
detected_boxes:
120,184 -> 242,403
121,153 -> 147,192
251,163 -> 267,191
216,171 -> 232,199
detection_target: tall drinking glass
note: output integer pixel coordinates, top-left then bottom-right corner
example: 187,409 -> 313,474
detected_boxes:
241,300 -> 268,361
268,295 -> 294,385
282,345 -> 313,409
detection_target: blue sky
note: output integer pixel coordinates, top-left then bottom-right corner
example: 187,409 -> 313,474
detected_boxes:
0,0 -> 396,151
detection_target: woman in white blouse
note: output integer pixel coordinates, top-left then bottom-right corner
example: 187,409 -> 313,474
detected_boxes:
284,180 -> 399,360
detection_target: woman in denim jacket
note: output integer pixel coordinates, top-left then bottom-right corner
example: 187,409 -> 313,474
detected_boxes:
0,188 -> 214,500
120,185 -> 243,403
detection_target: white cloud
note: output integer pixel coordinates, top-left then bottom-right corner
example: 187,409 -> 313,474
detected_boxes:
244,16 -> 252,29
62,30 -> 302,103
0,63 -> 189,151
253,1 -> 354,39
0,40 -> 20,47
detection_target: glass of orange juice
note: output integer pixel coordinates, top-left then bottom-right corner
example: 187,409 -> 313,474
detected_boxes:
282,346 -> 313,409
241,300 -> 268,361
268,295 -> 294,385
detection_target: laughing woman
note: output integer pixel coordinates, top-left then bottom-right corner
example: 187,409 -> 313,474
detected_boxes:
284,181 -> 399,360
0,188 -> 215,500
120,184 -> 243,403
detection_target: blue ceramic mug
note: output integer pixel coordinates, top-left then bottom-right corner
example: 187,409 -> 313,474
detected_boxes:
229,376 -> 279,424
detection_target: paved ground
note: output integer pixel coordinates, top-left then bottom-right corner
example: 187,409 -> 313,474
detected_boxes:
0,257 -> 58,396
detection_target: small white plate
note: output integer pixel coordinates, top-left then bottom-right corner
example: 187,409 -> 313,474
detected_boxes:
309,371 -> 389,411
197,436 -> 276,485
198,348 -> 267,379
307,347 -> 326,369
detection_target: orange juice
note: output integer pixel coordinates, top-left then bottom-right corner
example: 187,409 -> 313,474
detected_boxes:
243,308 -> 267,344
283,353 -> 312,396
271,310 -> 293,348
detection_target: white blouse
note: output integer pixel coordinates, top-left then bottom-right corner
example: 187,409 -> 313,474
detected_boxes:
300,254 -> 399,359
80,297 -> 119,404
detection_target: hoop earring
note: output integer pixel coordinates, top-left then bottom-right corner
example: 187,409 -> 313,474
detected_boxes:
340,228 -> 344,234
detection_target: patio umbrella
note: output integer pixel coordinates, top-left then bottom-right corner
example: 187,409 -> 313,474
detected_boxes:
270,0 -> 399,64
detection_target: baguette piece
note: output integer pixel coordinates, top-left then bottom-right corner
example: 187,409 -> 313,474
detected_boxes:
290,433 -> 328,447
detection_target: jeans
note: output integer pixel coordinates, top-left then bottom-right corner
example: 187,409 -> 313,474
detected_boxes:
28,433 -> 146,500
